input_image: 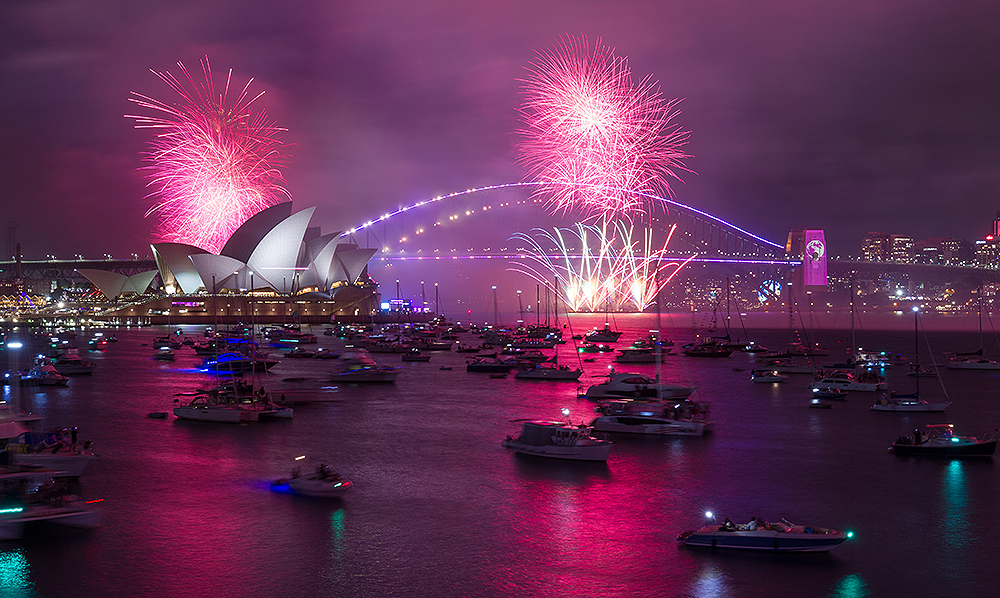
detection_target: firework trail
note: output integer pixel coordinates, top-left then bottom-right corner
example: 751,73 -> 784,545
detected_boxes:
517,36 -> 691,222
509,219 -> 695,312
126,57 -> 290,253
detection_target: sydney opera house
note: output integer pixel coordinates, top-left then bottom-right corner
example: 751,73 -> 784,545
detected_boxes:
78,203 -> 380,323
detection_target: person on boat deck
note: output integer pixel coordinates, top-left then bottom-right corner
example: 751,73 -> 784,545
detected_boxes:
747,518 -> 758,531
723,518 -> 735,530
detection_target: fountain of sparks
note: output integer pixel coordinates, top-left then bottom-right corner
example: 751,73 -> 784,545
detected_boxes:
508,220 -> 695,312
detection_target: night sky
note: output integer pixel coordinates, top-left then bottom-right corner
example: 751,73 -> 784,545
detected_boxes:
3,0 -> 1000,262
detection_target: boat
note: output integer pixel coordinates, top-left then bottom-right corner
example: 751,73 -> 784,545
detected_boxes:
614,346 -> 671,363
750,369 -> 788,383
0,466 -> 101,540
946,286 -> 1000,370
811,387 -> 848,400
172,383 -> 293,422
678,516 -> 851,552
50,351 -> 96,375
810,369 -> 883,392
285,347 -> 316,358
905,365 -> 937,377
754,358 -> 816,375
5,430 -> 96,478
583,369 -> 694,401
583,325 -> 622,343
876,307 -> 948,411
501,415 -> 613,461
466,357 -> 517,373
514,362 -> 582,380
153,347 -> 175,361
683,338 -> 733,358
18,364 -> 69,386
401,348 -> 431,362
889,424 -> 997,457
945,352 -> 1000,370
577,342 -> 614,353
871,393 -> 950,412
271,464 -> 352,498
809,398 -> 833,409
200,351 -> 279,374
329,350 -> 401,383
590,399 -> 712,436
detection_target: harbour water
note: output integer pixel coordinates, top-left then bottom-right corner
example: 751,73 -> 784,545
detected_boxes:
3,312 -> 999,597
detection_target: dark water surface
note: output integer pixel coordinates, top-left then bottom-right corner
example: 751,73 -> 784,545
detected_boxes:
4,313 -> 999,597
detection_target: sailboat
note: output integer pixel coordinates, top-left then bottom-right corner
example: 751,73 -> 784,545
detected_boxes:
872,307 -> 950,412
946,286 -> 1000,370
514,287 -> 582,380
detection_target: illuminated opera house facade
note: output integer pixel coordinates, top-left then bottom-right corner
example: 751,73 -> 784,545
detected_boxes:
81,203 -> 380,323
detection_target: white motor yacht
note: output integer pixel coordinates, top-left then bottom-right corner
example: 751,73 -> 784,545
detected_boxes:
810,370 -> 883,392
0,467 -> 100,540
18,364 -> 69,386
51,351 -> 96,375
590,399 -> 712,436
502,418 -> 612,461
614,346 -> 672,363
514,362 -> 582,380
583,369 -> 694,401
6,431 -> 96,478
750,369 -> 788,383
329,350 -> 401,383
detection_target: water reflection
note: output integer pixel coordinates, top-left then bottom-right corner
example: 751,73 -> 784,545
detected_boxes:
939,460 -> 970,579
829,573 -> 870,597
329,507 -> 345,565
690,564 -> 731,597
0,549 -> 34,597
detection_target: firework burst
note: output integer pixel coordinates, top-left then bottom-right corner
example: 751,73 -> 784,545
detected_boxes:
126,57 -> 290,253
509,219 -> 695,312
517,36 -> 691,222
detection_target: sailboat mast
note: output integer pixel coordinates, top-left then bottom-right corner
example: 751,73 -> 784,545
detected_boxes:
850,278 -> 856,360
913,306 -> 920,396
979,285 -> 984,353
656,271 -> 663,392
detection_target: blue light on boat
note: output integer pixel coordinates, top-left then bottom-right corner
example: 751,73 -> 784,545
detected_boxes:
951,438 -> 960,443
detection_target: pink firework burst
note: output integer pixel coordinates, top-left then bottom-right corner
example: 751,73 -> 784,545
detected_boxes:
517,36 -> 691,221
126,57 -> 290,253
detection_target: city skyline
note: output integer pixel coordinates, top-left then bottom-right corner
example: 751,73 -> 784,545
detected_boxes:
3,1 -> 1000,265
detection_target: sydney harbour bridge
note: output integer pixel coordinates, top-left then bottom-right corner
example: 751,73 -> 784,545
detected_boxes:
5,187 -> 998,313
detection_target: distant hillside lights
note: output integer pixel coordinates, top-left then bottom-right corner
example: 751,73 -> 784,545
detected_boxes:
861,232 -> 993,267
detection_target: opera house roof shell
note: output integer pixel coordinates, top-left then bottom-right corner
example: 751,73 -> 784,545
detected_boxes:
82,203 -> 375,299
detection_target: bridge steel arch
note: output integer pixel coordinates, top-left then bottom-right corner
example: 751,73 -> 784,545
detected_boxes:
343,181 -> 789,262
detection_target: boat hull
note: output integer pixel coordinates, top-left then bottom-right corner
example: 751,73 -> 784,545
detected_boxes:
10,453 -> 95,478
514,369 -> 582,380
500,439 -> 611,461
590,416 -> 708,436
585,386 -> 693,400
889,440 -> 997,457
678,529 -> 848,552
871,401 -> 950,412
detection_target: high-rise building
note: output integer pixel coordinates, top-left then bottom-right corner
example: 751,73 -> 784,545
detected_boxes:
889,234 -> 913,263
861,232 -> 889,261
